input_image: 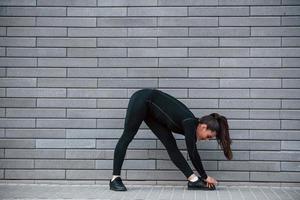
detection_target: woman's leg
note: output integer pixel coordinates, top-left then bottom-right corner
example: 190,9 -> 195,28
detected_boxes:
144,116 -> 194,179
112,89 -> 152,176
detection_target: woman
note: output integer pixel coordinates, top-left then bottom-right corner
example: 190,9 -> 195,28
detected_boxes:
109,88 -> 232,191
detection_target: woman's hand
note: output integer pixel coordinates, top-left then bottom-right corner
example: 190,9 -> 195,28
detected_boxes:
204,176 -> 218,189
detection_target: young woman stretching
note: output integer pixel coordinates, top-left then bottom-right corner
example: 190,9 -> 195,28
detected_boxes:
109,88 -> 232,191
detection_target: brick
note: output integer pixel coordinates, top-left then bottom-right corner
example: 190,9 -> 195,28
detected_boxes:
98,38 -> 157,47
281,141 -> 300,150
0,7 -> 66,16
189,48 -> 249,57
250,151 -> 300,161
282,120 -> 300,129
250,6 -> 300,16
220,79 -> 281,88
0,78 -> 36,87
283,79 -> 300,88
250,130 -> 300,140
282,16 -> 300,25
250,89 -> 300,98
250,110 -> 280,119
7,88 -> 66,97
99,0 -> 157,6
219,0 -> 281,5
99,58 -> 158,67
6,108 -> 65,118
189,6 -> 249,16
37,78 -> 97,88
0,37 -> 35,47
191,27 -> 250,36
38,58 -> 97,68
35,159 -> 94,169
220,17 -> 280,26
0,89 -> 5,97
97,17 -> 156,27
68,7 -> 126,16
37,99 -> 96,108
189,88 -> 249,98
0,159 -> 33,168
0,98 -> 36,108
251,68 -> 300,77
283,58 -> 300,67
281,162 -> 300,171
96,160 -> 155,169
252,27 -> 300,36
96,139 -> 156,149
189,68 -> 249,77
283,37 -> 300,46
128,7 -> 187,16
280,110 -> 299,119
229,119 -> 280,129
221,58 -> 281,68
5,170 -> 65,179
5,129 -> 65,138
159,58 -> 218,68
97,99 -> 129,108
97,78 -> 157,88
7,27 -> 67,36
0,0 -> 36,6
282,100 -> 300,109
128,27 -> 188,37
220,37 -> 281,47
0,119 -> 35,128
36,139 -> 95,148
67,89 -> 127,98
0,48 -> 5,56
0,139 -> 35,148
5,149 -> 65,159
0,27 -> 6,36
159,0 -> 218,6
0,17 -> 35,26
7,48 -> 66,57
67,109 -> 125,118
218,161 -> 280,171
68,68 -> 126,77
37,38 -> 96,47
37,119 -> 96,128
250,172 -> 300,182
159,78 -> 218,88
68,48 -> 126,57
128,48 -> 187,57
68,28 -> 126,37
66,169 -> 111,179
37,17 -> 96,27
37,0 -> 96,6
158,17 -> 217,26
250,48 -> 300,57
158,38 -> 217,47
283,0 -> 300,5
7,68 -> 66,77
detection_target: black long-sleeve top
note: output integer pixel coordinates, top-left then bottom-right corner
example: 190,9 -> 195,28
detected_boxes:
146,88 -> 208,179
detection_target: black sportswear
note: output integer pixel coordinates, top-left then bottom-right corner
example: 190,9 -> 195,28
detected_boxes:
112,88 -> 208,180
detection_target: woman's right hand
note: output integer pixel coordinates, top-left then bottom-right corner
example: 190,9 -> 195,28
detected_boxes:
204,176 -> 218,188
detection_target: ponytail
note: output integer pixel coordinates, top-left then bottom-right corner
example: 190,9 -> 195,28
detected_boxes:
199,113 -> 233,160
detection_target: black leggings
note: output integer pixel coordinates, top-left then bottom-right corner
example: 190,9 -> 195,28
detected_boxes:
112,89 -> 194,178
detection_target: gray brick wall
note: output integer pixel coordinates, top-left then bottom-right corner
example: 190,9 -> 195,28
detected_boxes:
0,0 -> 299,186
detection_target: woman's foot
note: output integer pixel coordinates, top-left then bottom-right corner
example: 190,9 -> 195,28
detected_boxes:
109,177 -> 127,191
187,176 -> 216,190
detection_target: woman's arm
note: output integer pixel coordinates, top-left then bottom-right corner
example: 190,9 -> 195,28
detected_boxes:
182,118 -> 208,180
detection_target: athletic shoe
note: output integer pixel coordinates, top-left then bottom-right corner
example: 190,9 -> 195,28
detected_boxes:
187,176 -> 216,190
109,177 -> 127,191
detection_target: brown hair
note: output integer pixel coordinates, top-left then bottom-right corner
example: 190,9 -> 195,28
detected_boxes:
198,113 -> 233,160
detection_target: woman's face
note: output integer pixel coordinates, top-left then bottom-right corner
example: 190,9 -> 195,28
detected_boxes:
196,124 -> 217,141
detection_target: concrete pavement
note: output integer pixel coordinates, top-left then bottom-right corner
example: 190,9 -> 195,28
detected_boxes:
0,183 -> 300,200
